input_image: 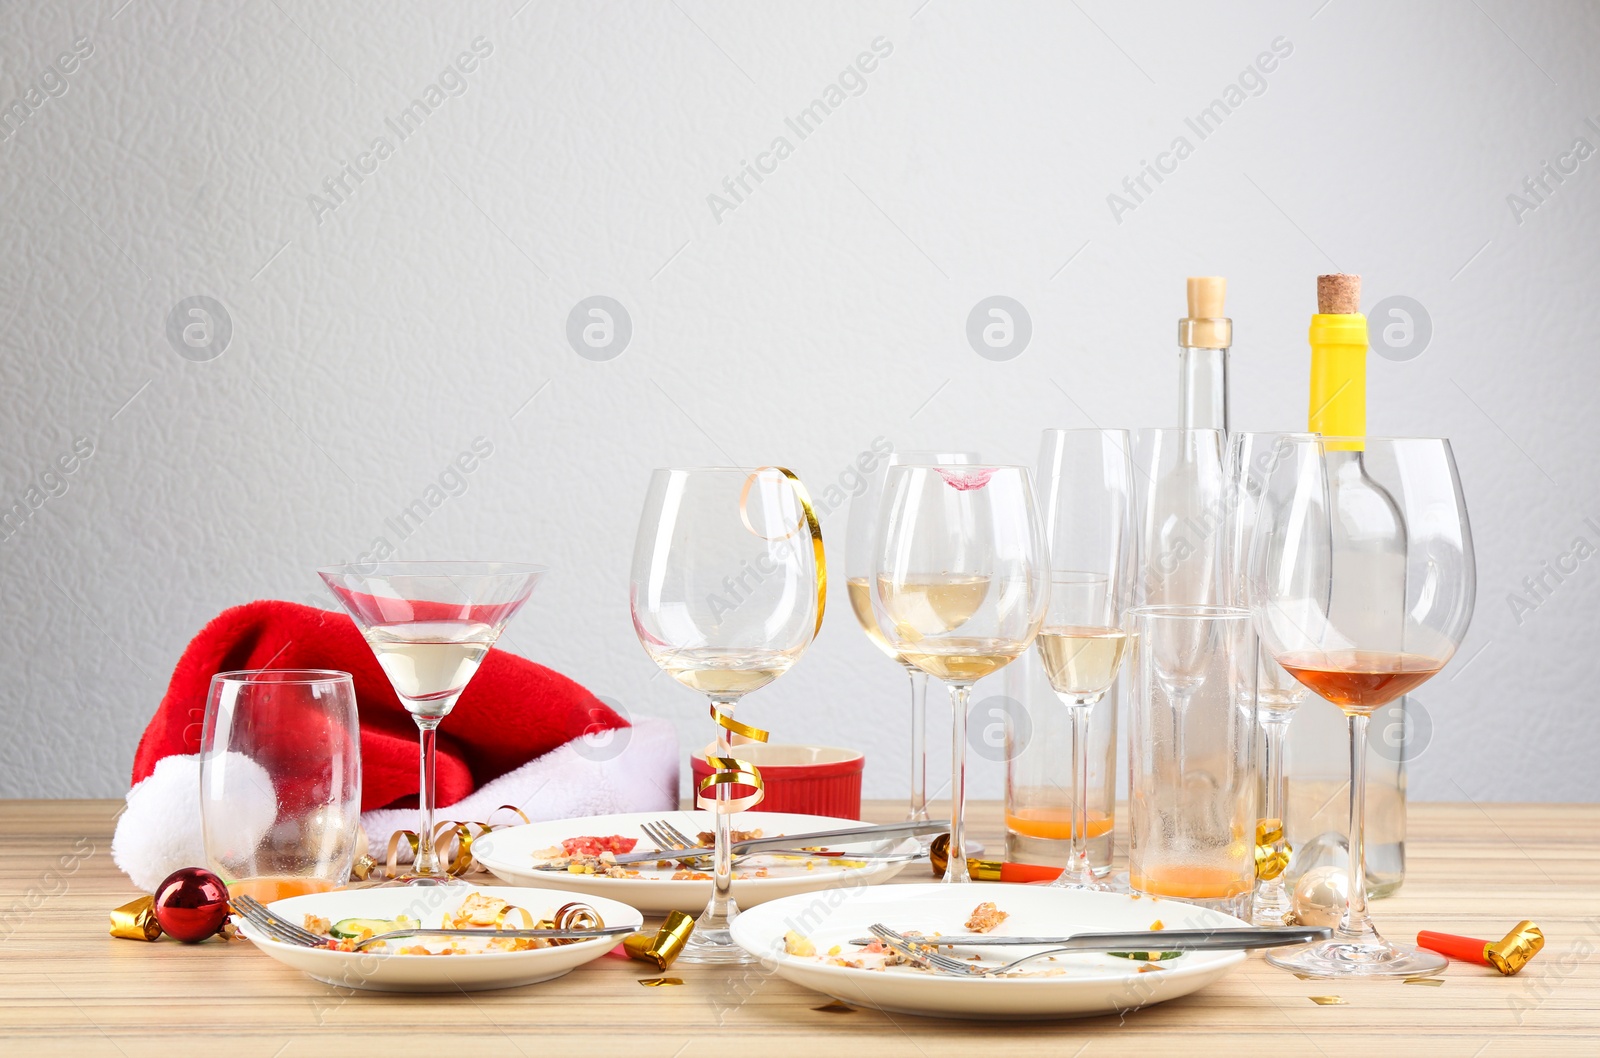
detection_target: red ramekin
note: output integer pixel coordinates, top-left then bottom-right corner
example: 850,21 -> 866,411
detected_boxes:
690,743 -> 864,819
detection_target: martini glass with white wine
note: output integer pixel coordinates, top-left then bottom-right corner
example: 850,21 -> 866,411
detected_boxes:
319,562 -> 544,885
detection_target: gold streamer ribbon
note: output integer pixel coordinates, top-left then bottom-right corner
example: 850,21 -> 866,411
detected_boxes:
378,804 -> 532,881
1254,817 -> 1291,881
109,895 -> 162,941
697,466 -> 827,815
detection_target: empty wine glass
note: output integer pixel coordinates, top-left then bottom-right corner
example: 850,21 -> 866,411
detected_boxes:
847,448 -> 980,849
1225,431 -> 1313,924
1249,436 -> 1474,978
319,562 -> 544,884
868,464 -> 1048,883
1034,429 -> 1134,890
1134,428 -> 1227,763
631,467 -> 824,963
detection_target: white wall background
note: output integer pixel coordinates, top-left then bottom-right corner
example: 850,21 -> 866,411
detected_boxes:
1,0 -> 1597,803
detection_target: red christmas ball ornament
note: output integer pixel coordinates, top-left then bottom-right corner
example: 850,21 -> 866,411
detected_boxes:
153,867 -> 230,943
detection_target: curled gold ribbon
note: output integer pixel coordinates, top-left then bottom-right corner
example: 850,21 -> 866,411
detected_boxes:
1254,817 -> 1291,881
700,466 -> 826,814
379,804 -> 532,881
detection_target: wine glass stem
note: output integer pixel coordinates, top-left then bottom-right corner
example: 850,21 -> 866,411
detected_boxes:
1341,712 -> 1375,939
703,696 -> 739,931
414,716 -> 441,877
1258,713 -> 1291,905
1061,700 -> 1096,884
945,682 -> 972,883
906,666 -> 930,825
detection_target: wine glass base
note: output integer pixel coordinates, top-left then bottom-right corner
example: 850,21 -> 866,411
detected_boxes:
675,927 -> 755,964
1265,937 -> 1449,978
360,873 -> 472,889
1251,889 -> 1295,927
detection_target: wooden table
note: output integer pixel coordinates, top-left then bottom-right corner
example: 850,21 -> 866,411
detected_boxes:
2,800 -> 1596,1055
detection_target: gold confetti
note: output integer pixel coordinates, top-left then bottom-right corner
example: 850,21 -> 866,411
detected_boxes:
1309,995 -> 1347,1005
813,1000 -> 857,1013
639,977 -> 684,987
1404,977 -> 1444,987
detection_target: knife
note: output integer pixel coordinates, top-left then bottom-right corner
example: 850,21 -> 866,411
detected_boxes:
846,927 -> 1331,951
593,820 -> 949,867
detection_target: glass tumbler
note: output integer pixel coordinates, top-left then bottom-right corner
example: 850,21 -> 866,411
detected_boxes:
1127,606 -> 1257,918
200,669 -> 363,901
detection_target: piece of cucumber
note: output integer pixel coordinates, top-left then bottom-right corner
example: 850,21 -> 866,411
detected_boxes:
329,917 -> 395,940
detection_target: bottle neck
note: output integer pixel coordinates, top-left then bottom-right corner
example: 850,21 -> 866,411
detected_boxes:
1308,312 -> 1368,436
1178,345 -> 1230,433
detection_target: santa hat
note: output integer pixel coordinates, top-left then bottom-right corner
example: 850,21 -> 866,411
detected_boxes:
112,601 -> 678,890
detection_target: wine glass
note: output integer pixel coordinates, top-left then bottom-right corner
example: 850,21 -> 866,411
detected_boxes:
847,448 -> 980,849
1034,429 -> 1134,890
1249,436 -> 1474,977
868,464 -> 1048,883
1225,432 -> 1314,924
631,467 -> 824,963
1134,428 -> 1227,765
319,562 -> 544,884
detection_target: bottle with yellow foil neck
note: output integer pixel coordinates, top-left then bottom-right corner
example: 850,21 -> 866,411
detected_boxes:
1284,273 -> 1409,899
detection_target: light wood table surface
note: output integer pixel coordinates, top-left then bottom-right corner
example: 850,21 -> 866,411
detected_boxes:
2,799 -> 1596,1055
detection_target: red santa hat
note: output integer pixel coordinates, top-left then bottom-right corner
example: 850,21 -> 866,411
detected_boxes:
112,601 -> 678,890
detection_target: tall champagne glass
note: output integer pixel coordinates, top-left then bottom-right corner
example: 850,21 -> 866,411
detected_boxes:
869,465 -> 1048,883
1249,437 -> 1474,977
847,448 -> 980,846
1035,429 -> 1134,890
319,562 -> 544,884
631,467 -> 824,963
1225,432 -> 1312,924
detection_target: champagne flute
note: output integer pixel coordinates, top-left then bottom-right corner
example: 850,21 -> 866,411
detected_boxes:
847,448 -> 980,847
1225,432 -> 1313,924
319,562 -> 544,885
1034,429 -> 1134,890
868,464 -> 1048,883
631,467 -> 824,963
1249,436 -> 1474,978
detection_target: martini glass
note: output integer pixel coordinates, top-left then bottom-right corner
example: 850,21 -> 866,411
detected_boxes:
319,561 -> 545,885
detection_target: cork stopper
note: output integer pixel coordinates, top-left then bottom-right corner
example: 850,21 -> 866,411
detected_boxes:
1179,276 -> 1230,349
1317,273 -> 1361,315
1186,276 -> 1226,319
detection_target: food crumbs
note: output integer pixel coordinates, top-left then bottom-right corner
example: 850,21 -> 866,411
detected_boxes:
784,931 -> 816,957
639,977 -> 684,986
827,945 -> 842,956
1404,977 -> 1444,987
1308,995 -> 1346,1005
1149,919 -> 1165,931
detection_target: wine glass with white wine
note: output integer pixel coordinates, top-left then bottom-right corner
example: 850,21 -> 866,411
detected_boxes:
868,464 -> 1048,882
846,448 -> 980,847
1034,428 -> 1134,890
631,467 -> 824,963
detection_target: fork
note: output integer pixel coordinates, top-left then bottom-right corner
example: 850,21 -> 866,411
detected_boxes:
232,895 -> 633,951
641,819 -> 912,865
866,923 -> 1332,977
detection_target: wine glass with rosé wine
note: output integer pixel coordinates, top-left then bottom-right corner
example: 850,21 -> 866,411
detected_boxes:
1248,436 -> 1474,978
